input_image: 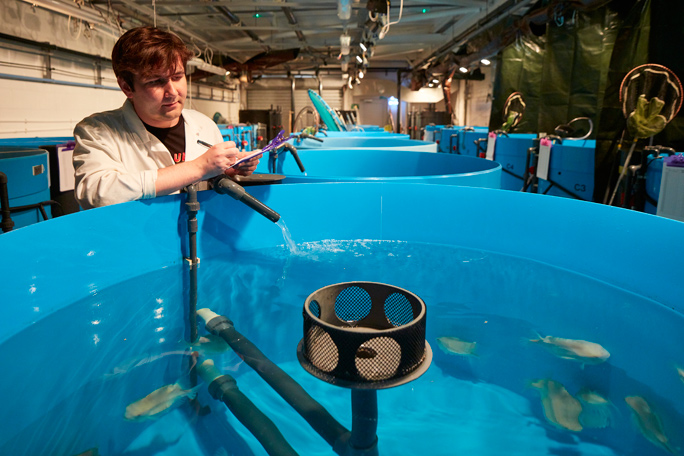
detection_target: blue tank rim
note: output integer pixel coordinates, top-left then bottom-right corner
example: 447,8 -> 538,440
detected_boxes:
2,182 -> 683,344
0,146 -> 48,158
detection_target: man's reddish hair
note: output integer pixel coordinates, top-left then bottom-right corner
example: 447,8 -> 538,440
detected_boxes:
112,27 -> 193,89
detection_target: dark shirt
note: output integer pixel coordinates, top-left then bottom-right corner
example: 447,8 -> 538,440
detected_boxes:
143,115 -> 186,163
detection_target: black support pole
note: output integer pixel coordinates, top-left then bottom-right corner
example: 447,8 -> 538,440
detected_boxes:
0,172 -> 15,233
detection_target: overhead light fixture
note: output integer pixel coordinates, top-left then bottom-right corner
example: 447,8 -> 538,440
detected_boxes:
358,70 -> 364,79
459,67 -> 469,73
356,55 -> 363,64
481,58 -> 491,66
360,42 -> 367,52
187,58 -> 229,76
432,78 -> 439,84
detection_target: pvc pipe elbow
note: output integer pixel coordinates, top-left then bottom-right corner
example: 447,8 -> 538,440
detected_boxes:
197,308 -> 220,323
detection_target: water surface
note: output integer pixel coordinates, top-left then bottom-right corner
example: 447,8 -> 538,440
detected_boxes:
1,240 -> 682,456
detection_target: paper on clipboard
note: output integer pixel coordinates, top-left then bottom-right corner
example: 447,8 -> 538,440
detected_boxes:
229,149 -> 264,168
57,143 -> 76,191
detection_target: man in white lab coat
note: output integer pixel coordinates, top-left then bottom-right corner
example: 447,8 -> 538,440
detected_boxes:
73,26 -> 259,209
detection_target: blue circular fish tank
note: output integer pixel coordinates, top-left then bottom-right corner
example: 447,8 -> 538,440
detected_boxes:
258,150 -> 502,188
1,183 -> 683,456
312,131 -> 410,139
291,136 -> 437,152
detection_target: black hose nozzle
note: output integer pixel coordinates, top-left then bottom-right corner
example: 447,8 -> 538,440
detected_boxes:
213,177 -> 280,223
299,132 -> 324,143
278,143 -> 306,173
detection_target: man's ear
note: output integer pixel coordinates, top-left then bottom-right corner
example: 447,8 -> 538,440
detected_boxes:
117,77 -> 134,98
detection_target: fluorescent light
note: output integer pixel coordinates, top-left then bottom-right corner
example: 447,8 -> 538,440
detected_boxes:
360,42 -> 367,52
358,70 -> 364,79
459,67 -> 468,73
188,58 -> 228,76
481,58 -> 491,66
356,55 -> 363,64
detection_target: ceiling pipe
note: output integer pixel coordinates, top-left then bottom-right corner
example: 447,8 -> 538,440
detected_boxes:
282,7 -> 306,42
213,3 -> 262,42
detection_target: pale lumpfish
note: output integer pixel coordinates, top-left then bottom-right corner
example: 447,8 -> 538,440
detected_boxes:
530,378 -> 583,432
578,389 -> 614,429
625,396 -> 676,454
676,365 -> 684,384
189,334 -> 232,354
436,336 -> 477,357
124,381 -> 200,421
530,333 -> 610,365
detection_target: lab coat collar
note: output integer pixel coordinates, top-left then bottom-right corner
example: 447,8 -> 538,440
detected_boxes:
121,98 -> 205,145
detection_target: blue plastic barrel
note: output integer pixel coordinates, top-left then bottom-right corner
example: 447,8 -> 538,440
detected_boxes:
0,147 -> 51,229
537,139 -> 595,201
489,133 -> 538,191
423,124 -> 446,144
439,127 -> 488,155
644,152 -> 684,214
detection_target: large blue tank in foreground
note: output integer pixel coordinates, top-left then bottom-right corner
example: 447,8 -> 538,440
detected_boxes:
1,184 -> 682,456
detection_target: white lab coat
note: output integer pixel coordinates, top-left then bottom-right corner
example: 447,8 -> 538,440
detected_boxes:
73,99 -> 223,209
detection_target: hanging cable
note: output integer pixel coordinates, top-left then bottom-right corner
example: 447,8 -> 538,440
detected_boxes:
204,47 -> 214,65
67,16 -> 83,40
378,0 -> 403,39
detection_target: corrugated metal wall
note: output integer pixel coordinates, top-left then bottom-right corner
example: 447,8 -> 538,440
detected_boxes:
246,86 -> 342,113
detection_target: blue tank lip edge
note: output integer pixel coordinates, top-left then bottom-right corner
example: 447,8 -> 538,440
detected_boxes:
260,151 -> 502,181
0,149 -> 49,158
277,162 -> 503,182
2,182 -> 684,344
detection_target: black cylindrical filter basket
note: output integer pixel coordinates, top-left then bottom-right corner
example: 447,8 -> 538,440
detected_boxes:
298,282 -> 431,389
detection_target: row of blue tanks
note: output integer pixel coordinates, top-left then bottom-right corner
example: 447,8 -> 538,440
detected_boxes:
0,124 -> 680,230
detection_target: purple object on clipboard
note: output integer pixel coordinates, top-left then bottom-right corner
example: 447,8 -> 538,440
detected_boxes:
664,154 -> 684,168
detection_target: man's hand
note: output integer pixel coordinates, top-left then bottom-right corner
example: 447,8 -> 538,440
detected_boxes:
196,141 -> 240,179
225,151 -> 262,177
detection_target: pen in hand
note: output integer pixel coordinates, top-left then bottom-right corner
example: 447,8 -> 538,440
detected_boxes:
197,139 -> 262,169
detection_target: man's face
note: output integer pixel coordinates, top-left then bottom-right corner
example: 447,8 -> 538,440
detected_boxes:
118,60 -> 187,128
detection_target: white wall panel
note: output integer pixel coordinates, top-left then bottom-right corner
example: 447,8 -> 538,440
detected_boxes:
0,79 -> 124,138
